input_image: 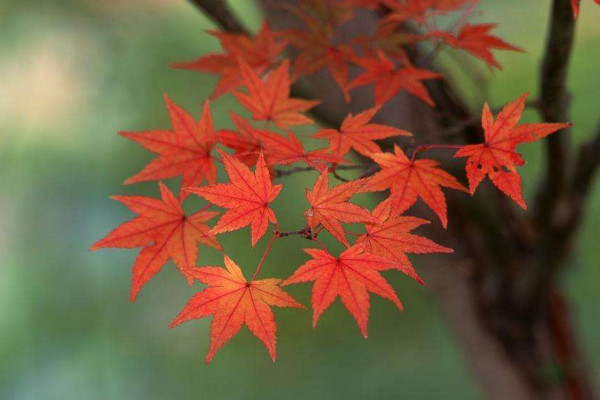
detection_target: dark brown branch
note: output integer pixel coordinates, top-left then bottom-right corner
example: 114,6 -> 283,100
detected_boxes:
517,0 -> 577,313
187,0 -> 248,33
533,0 -> 576,226
572,121 -> 600,196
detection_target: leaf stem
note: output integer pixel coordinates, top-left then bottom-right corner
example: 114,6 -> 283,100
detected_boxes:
251,233 -> 279,281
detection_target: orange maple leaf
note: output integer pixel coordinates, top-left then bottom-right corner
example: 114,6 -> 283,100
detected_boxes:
258,130 -> 346,167
276,0 -> 355,98
454,93 -> 570,208
356,199 -> 453,284
170,255 -> 304,363
172,22 -> 286,99
305,169 -> 378,246
282,244 -> 403,338
348,51 -> 441,106
360,145 -> 468,228
120,95 -> 217,200
187,151 -> 282,246
284,26 -> 356,100
428,24 -> 523,69
217,112 -> 265,166
313,106 -> 411,157
235,59 -> 320,129
91,182 -> 221,302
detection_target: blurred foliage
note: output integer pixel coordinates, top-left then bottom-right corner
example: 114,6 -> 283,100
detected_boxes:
1,0 -> 599,399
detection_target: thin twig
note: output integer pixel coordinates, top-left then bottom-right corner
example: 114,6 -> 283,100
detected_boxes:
331,169 -> 350,182
273,166 -> 315,178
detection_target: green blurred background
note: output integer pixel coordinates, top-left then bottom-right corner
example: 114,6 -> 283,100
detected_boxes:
1,1 -> 599,399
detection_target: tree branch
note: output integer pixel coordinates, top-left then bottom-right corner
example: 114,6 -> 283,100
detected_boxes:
517,0 -> 578,313
572,121 -> 600,196
187,0 -> 248,33
533,0 -> 576,227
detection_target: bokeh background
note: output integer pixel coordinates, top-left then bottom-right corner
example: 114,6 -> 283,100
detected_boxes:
1,1 -> 599,399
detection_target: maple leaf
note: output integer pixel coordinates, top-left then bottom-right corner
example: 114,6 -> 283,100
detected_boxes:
313,106 -> 411,157
454,93 -> 570,208
355,199 -> 453,284
348,51 -> 441,106
234,59 -> 320,129
172,22 -> 286,99
290,34 -> 356,101
278,0 -> 355,32
282,244 -> 403,338
360,145 -> 468,228
428,24 -> 523,69
170,255 -> 304,363
187,151 -> 282,246
353,24 -> 426,58
305,169 -> 378,246
120,95 -> 217,200
217,112 -> 265,166
258,130 -> 346,168
276,0 -> 355,96
91,182 -> 221,302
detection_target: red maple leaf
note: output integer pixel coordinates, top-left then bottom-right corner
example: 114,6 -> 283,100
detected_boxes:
313,106 -> 411,157
91,182 -> 221,302
170,255 -> 304,363
454,93 -> 570,208
258,130 -> 346,167
360,145 -> 468,228
428,24 -> 523,69
284,26 -> 356,100
120,95 -> 217,200
305,169 -> 378,246
278,0 -> 355,31
187,151 -> 282,246
282,244 -> 403,338
217,112 -> 265,167
276,0 -> 356,98
353,24 -> 426,59
355,199 -> 453,283
235,59 -> 320,129
348,51 -> 441,106
172,22 -> 286,99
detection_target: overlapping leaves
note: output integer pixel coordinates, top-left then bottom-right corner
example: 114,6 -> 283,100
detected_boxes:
92,0 -> 567,364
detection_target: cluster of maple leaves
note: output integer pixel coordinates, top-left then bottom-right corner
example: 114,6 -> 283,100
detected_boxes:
93,0 -> 572,363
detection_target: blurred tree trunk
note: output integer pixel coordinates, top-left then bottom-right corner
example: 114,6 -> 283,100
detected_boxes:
190,0 -> 599,398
